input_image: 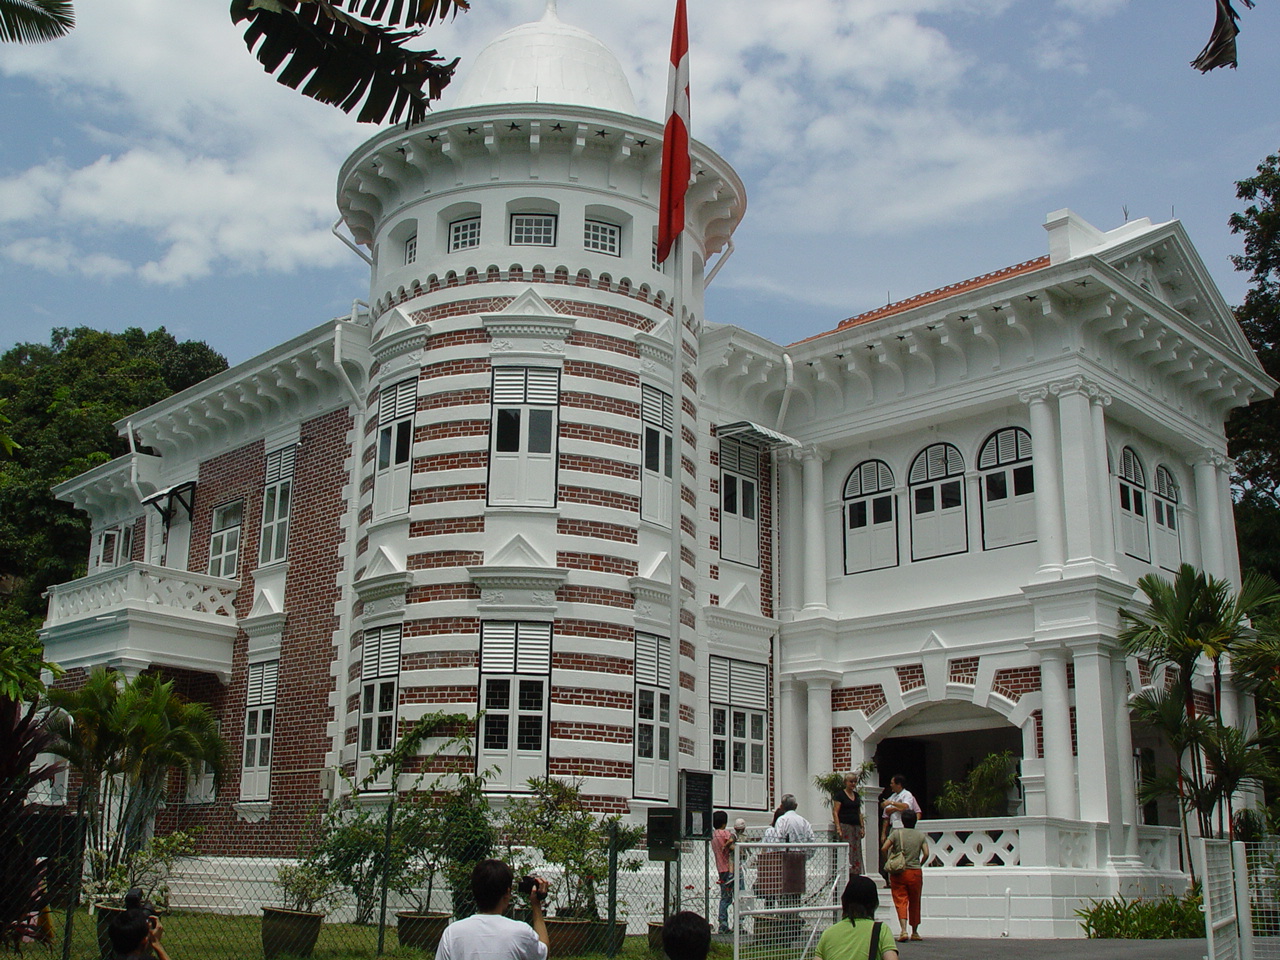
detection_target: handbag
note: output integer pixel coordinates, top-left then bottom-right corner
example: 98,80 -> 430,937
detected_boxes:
885,831 -> 908,875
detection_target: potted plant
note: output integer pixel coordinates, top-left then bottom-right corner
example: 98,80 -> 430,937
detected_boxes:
503,777 -> 642,957
391,794 -> 456,952
85,830 -> 198,960
936,750 -> 1020,819
262,851 -> 339,959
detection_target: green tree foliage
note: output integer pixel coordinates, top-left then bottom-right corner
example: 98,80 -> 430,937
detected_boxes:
934,751 -> 1019,819
1229,151 -> 1280,581
0,327 -> 226,618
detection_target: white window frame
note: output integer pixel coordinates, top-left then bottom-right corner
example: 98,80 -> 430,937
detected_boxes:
641,385 -> 674,525
584,220 -> 621,256
1152,464 -> 1181,572
479,622 -> 551,792
259,446 -> 295,565
359,626 -> 402,789
450,216 -> 481,252
979,427 -> 1036,550
633,633 -> 671,800
909,442 -> 967,561
207,500 -> 243,579
843,459 -> 897,574
374,379 -> 416,518
720,437 -> 760,567
488,368 -> 559,507
241,661 -> 277,802
404,234 -> 417,266
1117,446 -> 1151,562
96,523 -> 133,571
710,657 -> 768,810
510,214 -> 557,247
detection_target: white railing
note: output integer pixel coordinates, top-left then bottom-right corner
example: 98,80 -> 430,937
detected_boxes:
922,817 -> 1181,871
45,562 -> 239,624
1137,825 -> 1183,872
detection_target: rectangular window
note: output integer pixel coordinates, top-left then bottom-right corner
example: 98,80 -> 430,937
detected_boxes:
479,622 -> 551,791
241,661 -> 277,801
641,385 -> 674,525
259,446 -> 295,565
1153,496 -> 1181,572
96,524 -> 133,570
450,217 -> 481,251
845,493 -> 898,574
584,220 -> 621,256
488,368 -> 559,507
982,465 -> 1036,550
1117,479 -> 1150,562
404,234 -> 417,265
207,500 -> 243,578
634,633 -> 671,800
358,626 -> 401,788
709,657 -> 768,809
510,214 -> 557,246
720,438 -> 760,566
374,379 -> 416,518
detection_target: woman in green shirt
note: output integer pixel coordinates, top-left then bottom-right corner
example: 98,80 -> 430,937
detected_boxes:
815,875 -> 899,960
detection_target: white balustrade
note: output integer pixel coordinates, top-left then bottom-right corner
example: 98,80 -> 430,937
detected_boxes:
922,817 -> 1179,872
45,562 -> 239,624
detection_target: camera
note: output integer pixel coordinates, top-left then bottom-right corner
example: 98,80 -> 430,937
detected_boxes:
517,876 -> 546,900
123,888 -> 157,918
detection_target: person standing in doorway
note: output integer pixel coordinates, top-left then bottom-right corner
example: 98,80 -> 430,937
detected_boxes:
879,775 -> 921,842
831,772 -> 865,874
710,810 -> 737,934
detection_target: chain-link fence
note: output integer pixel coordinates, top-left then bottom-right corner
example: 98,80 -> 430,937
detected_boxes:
7,806 -> 757,960
728,840 -> 846,960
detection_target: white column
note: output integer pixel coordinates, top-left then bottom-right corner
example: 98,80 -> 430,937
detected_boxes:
778,453 -> 805,619
965,470 -> 983,550
800,445 -> 830,614
1218,457 -> 1243,586
1110,652 -> 1140,859
1193,453 -> 1226,579
1021,386 -> 1065,576
1051,378 -> 1101,570
1089,390 -> 1117,568
805,675 -> 835,813
779,679 -> 808,806
1038,645 -> 1077,820
1072,641 -> 1123,850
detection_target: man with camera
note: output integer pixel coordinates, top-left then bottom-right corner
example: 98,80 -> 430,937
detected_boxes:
107,889 -> 171,960
435,859 -> 550,960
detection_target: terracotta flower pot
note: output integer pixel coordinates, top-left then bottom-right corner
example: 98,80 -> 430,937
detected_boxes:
94,904 -> 125,960
545,917 -> 594,958
395,911 -> 450,952
261,906 -> 323,959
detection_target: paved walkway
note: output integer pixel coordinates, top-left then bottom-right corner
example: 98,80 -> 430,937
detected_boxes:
879,937 -> 1207,959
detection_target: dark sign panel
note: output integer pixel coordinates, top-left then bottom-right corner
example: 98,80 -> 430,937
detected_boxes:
681,770 -> 713,839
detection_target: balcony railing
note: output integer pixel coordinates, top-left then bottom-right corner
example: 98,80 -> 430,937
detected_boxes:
923,817 -> 1182,871
45,562 -> 238,625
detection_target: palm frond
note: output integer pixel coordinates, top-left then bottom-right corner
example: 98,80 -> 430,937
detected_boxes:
0,0 -> 74,44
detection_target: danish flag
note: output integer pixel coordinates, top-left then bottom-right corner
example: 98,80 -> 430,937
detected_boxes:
656,0 -> 690,265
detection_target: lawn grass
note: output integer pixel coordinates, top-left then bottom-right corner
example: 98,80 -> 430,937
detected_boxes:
44,910 -> 720,960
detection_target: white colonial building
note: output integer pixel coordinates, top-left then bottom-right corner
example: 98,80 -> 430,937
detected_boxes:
39,3 -> 1276,937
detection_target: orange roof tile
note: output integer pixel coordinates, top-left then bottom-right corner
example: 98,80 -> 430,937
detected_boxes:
790,255 -> 1051,346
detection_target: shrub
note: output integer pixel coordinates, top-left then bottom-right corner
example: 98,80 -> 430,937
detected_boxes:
1075,884 -> 1205,939
935,751 -> 1019,818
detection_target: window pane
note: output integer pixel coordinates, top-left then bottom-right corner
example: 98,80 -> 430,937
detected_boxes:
377,715 -> 394,750
495,409 -> 521,452
517,715 -> 542,751
485,679 -> 510,711
712,739 -> 726,771
664,436 -> 673,478
985,472 -> 1008,501
277,481 -> 291,518
361,718 -> 372,752
1013,465 -> 1035,496
732,711 -> 746,739
379,681 -> 395,713
713,708 -> 726,736
1153,501 -> 1164,525
637,724 -> 654,758
658,728 -> 670,761
378,426 -> 392,470
1166,505 -> 1176,530
915,486 -> 935,514
244,741 -> 255,767
742,480 -> 756,520
246,713 -> 258,736
872,495 -> 893,524
483,715 -> 508,751
363,685 -> 374,713
394,420 -> 412,465
723,474 -> 738,514
528,409 -> 553,454
1134,492 -> 1145,517
259,739 -> 271,766
645,428 -> 661,472
751,743 -> 764,774
261,709 -> 273,734
1120,485 -> 1131,510
941,480 -> 962,509
751,714 -> 764,739
638,689 -> 654,720
518,679 -> 544,712
848,501 -> 867,529
659,693 -> 670,723
732,741 -> 746,773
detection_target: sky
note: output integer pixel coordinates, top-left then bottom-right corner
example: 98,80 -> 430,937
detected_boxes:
2,0 -> 1278,368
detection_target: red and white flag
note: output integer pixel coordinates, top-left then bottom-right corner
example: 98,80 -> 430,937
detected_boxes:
656,0 -> 690,265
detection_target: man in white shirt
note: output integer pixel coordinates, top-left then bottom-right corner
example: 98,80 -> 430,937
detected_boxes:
435,860 -> 550,960
774,794 -> 816,845
880,775 -> 922,840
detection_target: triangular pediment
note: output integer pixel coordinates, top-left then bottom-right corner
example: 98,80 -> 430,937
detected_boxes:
919,631 -> 947,652
488,534 -> 551,569
640,552 -> 672,583
380,307 -> 416,337
502,288 -> 559,318
247,585 -> 284,622
720,582 -> 761,616
361,545 -> 405,580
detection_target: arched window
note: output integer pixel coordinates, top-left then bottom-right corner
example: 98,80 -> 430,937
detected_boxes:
1116,446 -> 1150,561
908,443 -> 967,561
978,427 -> 1035,549
843,460 -> 897,574
1152,465 -> 1181,571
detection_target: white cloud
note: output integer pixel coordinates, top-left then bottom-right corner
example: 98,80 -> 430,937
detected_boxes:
3,238 -> 131,278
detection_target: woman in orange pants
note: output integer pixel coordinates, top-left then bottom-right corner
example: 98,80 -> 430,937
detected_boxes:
880,809 -> 928,941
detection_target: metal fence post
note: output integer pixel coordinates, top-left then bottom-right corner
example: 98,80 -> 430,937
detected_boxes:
1234,841 -> 1254,960
606,820 -> 618,958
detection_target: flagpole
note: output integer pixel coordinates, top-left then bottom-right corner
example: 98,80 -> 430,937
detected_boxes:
667,229 -> 685,812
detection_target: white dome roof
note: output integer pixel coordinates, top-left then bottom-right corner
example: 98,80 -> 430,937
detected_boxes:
450,5 -> 637,114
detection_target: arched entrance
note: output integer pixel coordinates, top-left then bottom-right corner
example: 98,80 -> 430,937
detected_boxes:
872,700 -> 1023,819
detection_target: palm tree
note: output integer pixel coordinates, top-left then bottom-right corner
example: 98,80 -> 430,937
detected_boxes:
0,0 -> 74,43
